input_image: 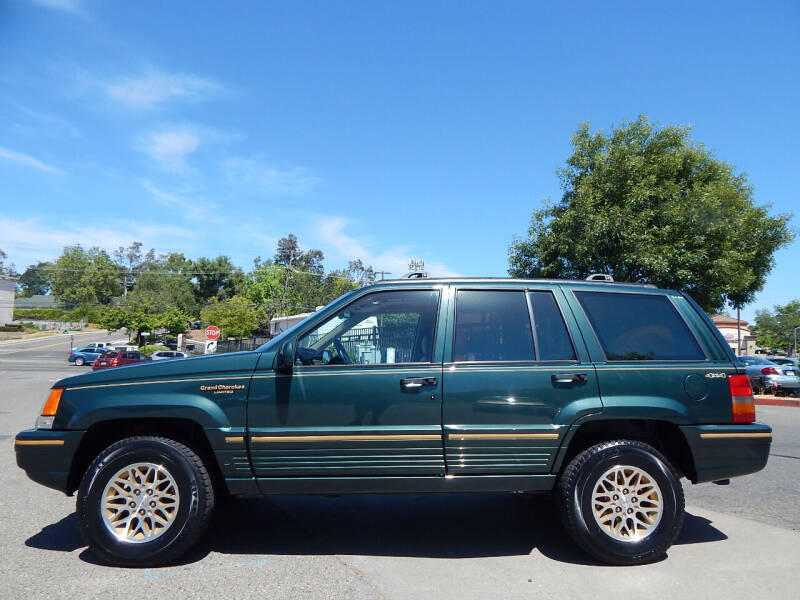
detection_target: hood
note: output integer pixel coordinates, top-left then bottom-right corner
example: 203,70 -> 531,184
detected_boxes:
55,351 -> 263,389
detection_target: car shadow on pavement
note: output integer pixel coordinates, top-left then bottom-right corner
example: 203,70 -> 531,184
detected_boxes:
25,494 -> 728,568
24,513 -> 84,553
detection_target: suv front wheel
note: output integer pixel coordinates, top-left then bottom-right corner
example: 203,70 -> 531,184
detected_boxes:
556,440 -> 685,565
76,436 -> 215,567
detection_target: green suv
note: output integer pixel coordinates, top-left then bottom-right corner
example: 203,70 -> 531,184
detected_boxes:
15,278 -> 771,567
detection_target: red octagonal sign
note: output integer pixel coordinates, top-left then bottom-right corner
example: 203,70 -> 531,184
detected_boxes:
204,325 -> 220,340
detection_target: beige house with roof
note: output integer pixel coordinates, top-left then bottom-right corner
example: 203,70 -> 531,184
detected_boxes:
711,314 -> 756,356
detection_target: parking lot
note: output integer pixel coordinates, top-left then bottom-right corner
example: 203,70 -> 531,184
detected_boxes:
2,333 -> 799,599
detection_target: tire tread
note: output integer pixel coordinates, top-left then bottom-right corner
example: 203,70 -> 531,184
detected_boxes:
556,439 -> 685,565
76,435 -> 215,567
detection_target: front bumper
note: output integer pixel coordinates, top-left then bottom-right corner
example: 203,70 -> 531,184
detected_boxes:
681,423 -> 772,484
14,429 -> 86,494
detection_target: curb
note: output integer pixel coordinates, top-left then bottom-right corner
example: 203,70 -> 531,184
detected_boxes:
754,395 -> 800,408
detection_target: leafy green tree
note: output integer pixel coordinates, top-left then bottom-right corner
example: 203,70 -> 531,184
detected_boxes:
752,300 -> 800,353
50,245 -> 122,306
159,307 -> 192,336
200,295 -> 262,339
192,255 -> 244,303
114,241 -> 155,295
94,306 -> 129,332
242,261 -> 284,312
17,262 -> 52,297
274,233 -> 324,273
345,259 -> 375,286
128,253 -> 197,315
508,116 -> 794,313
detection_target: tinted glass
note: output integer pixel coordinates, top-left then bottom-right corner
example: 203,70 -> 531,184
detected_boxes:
576,291 -> 704,361
102,351 -> 118,358
528,291 -> 576,361
297,289 -> 440,365
454,291 -> 534,362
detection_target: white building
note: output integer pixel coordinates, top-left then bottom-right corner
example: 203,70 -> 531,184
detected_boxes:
0,277 -> 16,326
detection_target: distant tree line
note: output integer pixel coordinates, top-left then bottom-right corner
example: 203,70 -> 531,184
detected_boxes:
12,235 -> 375,341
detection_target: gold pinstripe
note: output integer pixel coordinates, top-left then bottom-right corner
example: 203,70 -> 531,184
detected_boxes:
68,375 -> 252,391
224,436 -> 245,443
251,434 -> 441,442
447,433 -> 560,440
14,439 -> 65,446
699,432 -> 772,439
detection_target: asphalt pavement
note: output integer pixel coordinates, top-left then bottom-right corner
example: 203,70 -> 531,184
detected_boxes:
1,334 -> 799,599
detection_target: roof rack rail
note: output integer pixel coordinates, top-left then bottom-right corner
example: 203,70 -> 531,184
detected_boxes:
585,273 -> 614,282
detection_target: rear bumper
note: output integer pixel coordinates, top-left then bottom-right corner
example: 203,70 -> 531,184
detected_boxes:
681,423 -> 772,484
14,429 -> 85,495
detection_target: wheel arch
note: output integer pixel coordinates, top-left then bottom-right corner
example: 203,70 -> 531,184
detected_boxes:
67,418 -> 224,496
553,418 -> 698,483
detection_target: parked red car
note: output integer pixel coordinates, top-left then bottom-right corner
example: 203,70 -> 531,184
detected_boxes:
91,350 -> 150,371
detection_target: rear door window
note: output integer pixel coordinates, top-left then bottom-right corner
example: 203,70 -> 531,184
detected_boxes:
527,291 -> 577,361
575,291 -> 705,361
454,290 -> 534,362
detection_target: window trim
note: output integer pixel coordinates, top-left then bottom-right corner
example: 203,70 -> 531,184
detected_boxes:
293,287 -> 443,369
573,289 -> 709,363
526,290 -> 579,364
451,287 -> 580,365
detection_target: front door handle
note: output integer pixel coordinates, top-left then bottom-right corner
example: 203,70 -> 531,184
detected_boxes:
551,373 -> 588,384
400,377 -> 438,390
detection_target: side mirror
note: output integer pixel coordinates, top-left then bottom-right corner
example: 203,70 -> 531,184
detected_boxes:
275,339 -> 295,374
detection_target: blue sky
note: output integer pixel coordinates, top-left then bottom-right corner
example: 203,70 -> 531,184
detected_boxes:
1,0 -> 798,321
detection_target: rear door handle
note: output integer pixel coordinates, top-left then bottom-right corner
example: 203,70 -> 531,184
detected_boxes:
551,373 -> 588,384
400,377 -> 438,390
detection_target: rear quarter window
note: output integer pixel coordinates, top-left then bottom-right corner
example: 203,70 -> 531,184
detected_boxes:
575,291 -> 705,361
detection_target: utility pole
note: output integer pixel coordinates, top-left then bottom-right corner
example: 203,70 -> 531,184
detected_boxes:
736,306 -> 741,356
377,271 -> 392,281
279,249 -> 294,317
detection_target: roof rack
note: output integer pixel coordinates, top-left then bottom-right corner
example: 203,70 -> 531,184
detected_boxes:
585,273 -> 614,282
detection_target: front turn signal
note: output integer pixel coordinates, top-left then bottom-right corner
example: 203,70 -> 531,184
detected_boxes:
41,388 -> 63,416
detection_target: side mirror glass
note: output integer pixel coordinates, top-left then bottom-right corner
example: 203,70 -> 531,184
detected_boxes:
275,339 -> 295,374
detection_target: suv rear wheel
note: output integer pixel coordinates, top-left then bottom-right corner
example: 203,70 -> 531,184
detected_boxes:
556,440 -> 684,565
76,436 -> 214,567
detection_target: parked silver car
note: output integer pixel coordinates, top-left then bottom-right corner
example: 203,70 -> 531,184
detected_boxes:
738,355 -> 800,396
149,350 -> 189,360
767,356 -> 799,370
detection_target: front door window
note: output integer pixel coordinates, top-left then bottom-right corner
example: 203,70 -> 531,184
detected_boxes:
296,289 -> 440,366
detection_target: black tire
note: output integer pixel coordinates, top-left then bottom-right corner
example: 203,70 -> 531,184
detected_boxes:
76,436 -> 214,567
74,357 -> 85,366
556,440 -> 684,565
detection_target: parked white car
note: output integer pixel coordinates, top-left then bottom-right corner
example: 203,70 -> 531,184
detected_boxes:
149,350 -> 189,360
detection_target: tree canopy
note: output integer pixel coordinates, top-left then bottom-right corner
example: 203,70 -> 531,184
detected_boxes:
508,115 -> 794,312
752,300 -> 800,353
17,261 -> 52,297
50,245 -> 122,306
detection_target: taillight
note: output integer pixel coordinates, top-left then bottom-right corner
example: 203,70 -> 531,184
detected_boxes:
760,367 -> 780,375
728,374 -> 755,423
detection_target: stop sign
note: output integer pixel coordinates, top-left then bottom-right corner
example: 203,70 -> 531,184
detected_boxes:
204,325 -> 220,340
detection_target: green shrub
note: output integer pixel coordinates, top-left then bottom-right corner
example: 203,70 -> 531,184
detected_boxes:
140,344 -> 170,356
0,324 -> 24,332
